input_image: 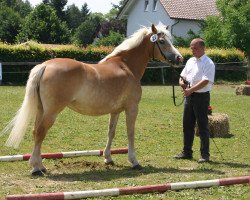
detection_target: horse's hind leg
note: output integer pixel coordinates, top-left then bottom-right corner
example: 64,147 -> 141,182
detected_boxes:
125,105 -> 141,169
104,113 -> 119,165
29,107 -> 44,175
29,110 -> 58,175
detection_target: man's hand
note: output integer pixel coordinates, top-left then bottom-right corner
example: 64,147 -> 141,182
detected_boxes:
182,88 -> 193,96
179,76 -> 190,90
179,76 -> 188,89
182,79 -> 209,97
180,82 -> 188,90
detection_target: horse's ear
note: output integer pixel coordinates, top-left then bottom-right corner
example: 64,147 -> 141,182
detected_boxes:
151,24 -> 157,34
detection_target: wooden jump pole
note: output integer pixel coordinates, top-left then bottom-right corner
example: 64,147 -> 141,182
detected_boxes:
6,176 -> 249,200
0,148 -> 128,162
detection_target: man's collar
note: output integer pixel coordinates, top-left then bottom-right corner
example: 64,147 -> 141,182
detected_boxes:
194,54 -> 206,61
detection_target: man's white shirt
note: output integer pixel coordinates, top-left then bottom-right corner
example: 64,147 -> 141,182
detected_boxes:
181,54 -> 215,93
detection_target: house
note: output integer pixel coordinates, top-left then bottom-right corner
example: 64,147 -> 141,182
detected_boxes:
118,0 -> 219,38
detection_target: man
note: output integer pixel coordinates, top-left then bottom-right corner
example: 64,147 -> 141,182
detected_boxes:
175,38 -> 215,163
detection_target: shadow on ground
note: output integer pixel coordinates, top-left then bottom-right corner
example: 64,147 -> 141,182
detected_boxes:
46,161 -> 229,182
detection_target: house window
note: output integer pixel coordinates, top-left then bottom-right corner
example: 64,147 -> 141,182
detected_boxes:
144,0 -> 149,11
153,0 -> 158,11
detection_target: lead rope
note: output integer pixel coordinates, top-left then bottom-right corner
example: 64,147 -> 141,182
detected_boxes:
151,35 -> 184,106
171,66 -> 185,106
154,40 -> 183,106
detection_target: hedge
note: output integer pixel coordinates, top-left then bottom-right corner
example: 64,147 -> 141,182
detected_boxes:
0,41 -> 112,62
0,41 -> 247,84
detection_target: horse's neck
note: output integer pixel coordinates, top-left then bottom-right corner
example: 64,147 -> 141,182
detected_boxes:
123,37 -> 152,80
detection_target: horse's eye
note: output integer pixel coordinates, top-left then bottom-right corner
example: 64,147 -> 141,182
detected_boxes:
159,39 -> 165,44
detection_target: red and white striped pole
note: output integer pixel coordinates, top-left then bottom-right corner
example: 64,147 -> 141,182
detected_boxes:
0,148 -> 128,162
6,176 -> 249,200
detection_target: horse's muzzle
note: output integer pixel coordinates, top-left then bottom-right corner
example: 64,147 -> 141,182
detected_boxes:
167,54 -> 183,66
176,55 -> 183,65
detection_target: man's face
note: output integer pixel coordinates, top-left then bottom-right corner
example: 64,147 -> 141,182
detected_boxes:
190,41 -> 205,58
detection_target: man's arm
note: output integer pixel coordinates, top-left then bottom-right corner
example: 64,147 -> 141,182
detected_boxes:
183,79 -> 209,96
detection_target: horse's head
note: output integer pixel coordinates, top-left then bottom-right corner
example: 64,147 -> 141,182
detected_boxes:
150,24 -> 183,66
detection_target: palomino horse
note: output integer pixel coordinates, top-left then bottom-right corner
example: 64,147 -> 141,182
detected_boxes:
3,24 -> 182,175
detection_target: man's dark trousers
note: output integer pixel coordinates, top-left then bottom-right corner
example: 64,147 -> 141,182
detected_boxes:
182,92 -> 210,158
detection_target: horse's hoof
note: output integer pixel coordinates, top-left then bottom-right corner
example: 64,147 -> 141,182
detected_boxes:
132,164 -> 143,170
32,170 -> 44,176
105,161 -> 115,165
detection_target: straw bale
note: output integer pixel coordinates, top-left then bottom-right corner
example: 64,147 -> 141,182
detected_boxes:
235,84 -> 250,95
195,113 -> 230,138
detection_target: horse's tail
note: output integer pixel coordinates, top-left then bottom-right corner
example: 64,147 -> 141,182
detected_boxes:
1,64 -> 46,148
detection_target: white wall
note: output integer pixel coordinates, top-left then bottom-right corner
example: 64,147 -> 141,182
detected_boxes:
126,0 -> 201,39
126,0 -> 173,36
172,20 -> 202,38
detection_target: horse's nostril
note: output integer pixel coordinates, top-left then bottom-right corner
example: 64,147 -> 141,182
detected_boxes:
176,55 -> 183,64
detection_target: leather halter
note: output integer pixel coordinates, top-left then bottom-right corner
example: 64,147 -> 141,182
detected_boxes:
151,33 -> 167,61
150,33 -> 184,106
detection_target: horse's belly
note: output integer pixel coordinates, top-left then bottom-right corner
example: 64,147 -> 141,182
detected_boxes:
68,95 -> 126,116
67,76 -> 141,116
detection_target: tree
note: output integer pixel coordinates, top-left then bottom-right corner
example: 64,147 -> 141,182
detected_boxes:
0,0 -> 32,17
43,0 -> 67,21
80,3 -> 90,19
203,0 -> 250,56
100,19 -> 126,37
99,0 -> 126,39
17,4 -> 70,44
0,6 -> 22,43
65,4 -> 82,31
72,15 -> 101,46
105,0 -> 127,19
65,3 -> 90,32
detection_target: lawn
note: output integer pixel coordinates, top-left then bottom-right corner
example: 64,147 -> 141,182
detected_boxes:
0,85 -> 249,199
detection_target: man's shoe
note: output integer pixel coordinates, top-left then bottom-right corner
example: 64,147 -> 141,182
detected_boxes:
174,153 -> 192,160
198,157 -> 210,163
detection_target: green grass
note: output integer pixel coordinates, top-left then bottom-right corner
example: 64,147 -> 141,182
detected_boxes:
0,85 -> 249,200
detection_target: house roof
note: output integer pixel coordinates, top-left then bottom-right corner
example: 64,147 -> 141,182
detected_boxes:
118,0 -> 219,21
160,0 -> 219,20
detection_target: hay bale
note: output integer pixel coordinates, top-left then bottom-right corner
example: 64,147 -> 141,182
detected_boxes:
235,84 -> 250,95
195,113 -> 230,138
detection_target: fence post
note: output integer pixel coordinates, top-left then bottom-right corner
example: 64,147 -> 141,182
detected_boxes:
247,56 -> 250,80
0,63 -> 2,85
161,66 -> 165,85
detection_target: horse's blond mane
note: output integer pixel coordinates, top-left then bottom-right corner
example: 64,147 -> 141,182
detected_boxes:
99,25 -> 171,63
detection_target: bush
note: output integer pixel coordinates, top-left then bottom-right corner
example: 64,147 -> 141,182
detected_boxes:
94,31 -> 125,47
174,29 -> 201,47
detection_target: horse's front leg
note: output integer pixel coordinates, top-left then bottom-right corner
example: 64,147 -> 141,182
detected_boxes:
125,105 -> 142,169
104,113 -> 120,165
